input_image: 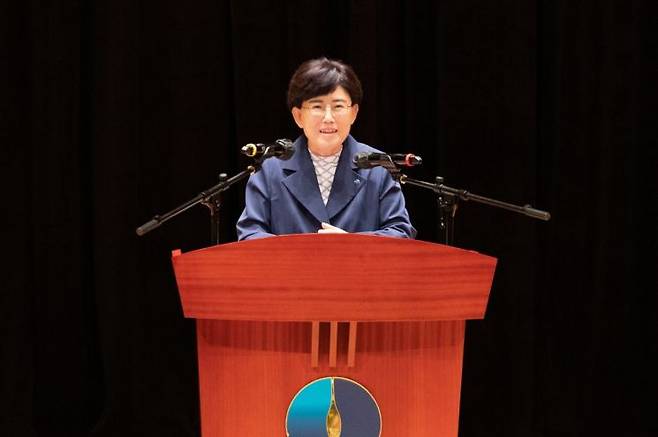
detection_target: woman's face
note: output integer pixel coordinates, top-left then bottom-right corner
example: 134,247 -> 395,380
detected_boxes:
291,86 -> 359,156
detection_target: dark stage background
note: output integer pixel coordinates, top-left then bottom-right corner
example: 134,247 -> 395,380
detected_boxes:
2,1 -> 656,436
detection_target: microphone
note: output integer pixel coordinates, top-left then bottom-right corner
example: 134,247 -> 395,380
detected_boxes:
241,138 -> 295,160
353,152 -> 422,169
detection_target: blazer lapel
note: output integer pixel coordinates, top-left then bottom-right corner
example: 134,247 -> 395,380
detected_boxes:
281,138 -> 330,224
326,136 -> 366,219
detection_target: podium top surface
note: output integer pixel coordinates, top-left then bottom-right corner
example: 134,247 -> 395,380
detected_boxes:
171,234 -> 497,322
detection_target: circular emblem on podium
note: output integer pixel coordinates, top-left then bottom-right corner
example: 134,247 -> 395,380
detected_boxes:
286,377 -> 381,437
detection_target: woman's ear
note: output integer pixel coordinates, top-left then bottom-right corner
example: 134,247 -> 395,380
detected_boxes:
291,107 -> 304,128
349,104 -> 359,125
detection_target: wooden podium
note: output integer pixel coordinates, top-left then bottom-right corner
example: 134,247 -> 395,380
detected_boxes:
171,234 -> 496,436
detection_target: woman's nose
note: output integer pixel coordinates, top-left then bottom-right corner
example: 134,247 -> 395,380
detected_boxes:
322,105 -> 335,121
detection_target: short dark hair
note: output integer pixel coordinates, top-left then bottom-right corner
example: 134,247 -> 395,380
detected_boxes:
287,57 -> 363,110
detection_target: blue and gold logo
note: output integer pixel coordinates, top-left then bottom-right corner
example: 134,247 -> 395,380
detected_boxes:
286,377 -> 381,437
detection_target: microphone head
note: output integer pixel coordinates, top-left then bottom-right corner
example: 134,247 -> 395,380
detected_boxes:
274,138 -> 295,160
241,143 -> 259,157
353,152 -> 370,168
241,139 -> 295,160
405,154 -> 422,166
275,138 -> 293,147
353,152 -> 420,169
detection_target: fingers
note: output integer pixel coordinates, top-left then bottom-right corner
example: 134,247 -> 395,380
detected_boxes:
318,222 -> 348,234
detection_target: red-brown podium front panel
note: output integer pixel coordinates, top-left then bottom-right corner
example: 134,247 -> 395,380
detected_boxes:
196,319 -> 465,437
172,235 -> 496,437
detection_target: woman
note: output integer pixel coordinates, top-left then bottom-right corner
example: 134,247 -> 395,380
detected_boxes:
236,57 -> 416,240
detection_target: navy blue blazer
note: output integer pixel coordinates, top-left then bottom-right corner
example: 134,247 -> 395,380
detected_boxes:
236,135 -> 416,240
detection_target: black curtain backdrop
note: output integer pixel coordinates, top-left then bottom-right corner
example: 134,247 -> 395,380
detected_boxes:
2,1 -> 656,436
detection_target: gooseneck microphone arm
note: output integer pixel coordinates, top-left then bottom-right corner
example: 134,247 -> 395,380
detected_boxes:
398,175 -> 550,220
395,173 -> 550,245
137,139 -> 294,244
135,164 -> 258,243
